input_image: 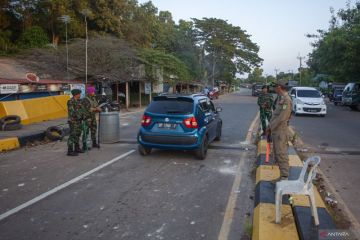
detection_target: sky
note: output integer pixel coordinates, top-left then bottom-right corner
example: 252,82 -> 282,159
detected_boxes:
137,0 -> 351,76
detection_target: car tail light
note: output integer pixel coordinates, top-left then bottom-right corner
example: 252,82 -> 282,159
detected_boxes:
183,117 -> 198,129
141,115 -> 152,127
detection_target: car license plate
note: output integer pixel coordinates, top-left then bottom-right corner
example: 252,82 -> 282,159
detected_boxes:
310,109 -> 317,112
158,123 -> 177,129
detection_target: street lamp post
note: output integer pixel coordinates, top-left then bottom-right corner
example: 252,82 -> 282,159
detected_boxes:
274,68 -> 279,80
58,15 -> 71,80
81,9 -> 91,85
297,54 -> 304,86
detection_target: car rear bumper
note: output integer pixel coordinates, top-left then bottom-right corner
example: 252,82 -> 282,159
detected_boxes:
295,105 -> 327,115
137,130 -> 202,150
342,97 -> 357,106
333,97 -> 342,103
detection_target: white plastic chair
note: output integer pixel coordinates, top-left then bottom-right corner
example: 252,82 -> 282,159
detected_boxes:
275,156 -> 321,225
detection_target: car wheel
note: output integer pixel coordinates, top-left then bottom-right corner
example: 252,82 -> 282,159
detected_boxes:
138,144 -> 152,156
350,106 -> 357,111
195,135 -> 208,160
357,104 -> 360,111
215,124 -> 222,141
320,114 -> 325,117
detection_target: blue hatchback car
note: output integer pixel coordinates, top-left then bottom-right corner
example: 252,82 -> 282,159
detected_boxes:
137,94 -> 222,159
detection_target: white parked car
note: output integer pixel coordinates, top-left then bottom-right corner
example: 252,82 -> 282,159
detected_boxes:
290,87 -> 327,117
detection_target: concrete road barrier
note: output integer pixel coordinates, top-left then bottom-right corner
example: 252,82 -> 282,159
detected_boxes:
0,137 -> 20,152
0,95 -> 69,125
252,139 -> 336,240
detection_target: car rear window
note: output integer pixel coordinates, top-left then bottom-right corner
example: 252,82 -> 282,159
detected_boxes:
147,97 -> 194,114
334,89 -> 343,94
297,90 -> 321,98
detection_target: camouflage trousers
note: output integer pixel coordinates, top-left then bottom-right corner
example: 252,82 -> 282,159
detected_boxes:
260,108 -> 272,132
67,122 -> 82,148
83,115 -> 97,142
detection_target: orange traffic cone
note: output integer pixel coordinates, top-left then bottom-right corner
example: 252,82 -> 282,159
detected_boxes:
265,141 -> 270,163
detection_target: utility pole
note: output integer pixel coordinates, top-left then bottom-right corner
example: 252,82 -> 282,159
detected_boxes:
274,68 -> 279,80
58,15 -> 71,80
297,54 -> 304,86
82,9 -> 91,85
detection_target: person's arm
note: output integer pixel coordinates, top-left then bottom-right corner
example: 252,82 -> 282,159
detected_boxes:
257,95 -> 261,107
269,95 -> 274,109
67,101 -> 75,122
269,97 -> 291,131
82,98 -> 92,118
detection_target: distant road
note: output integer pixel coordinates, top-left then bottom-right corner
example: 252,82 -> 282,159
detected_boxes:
291,101 -> 360,226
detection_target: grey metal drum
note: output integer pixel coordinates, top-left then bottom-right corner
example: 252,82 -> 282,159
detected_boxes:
99,112 -> 121,143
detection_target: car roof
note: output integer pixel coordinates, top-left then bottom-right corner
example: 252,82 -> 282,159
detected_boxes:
292,87 -> 318,91
157,93 -> 207,100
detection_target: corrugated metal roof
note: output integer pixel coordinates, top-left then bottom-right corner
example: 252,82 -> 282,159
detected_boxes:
0,78 -> 81,84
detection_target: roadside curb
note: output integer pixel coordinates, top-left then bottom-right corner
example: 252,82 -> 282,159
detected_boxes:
0,126 -> 70,152
252,139 -> 336,240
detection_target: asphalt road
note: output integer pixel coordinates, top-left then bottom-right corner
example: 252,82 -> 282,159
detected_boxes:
0,89 -> 258,240
290,100 -> 360,226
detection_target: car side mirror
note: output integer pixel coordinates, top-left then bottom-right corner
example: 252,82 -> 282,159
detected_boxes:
322,95 -> 325,98
291,94 -> 295,98
216,107 -> 222,112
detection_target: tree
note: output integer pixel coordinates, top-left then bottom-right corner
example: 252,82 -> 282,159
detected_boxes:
193,18 -> 262,87
19,36 -> 137,81
172,20 -> 204,81
248,67 -> 265,83
138,48 -> 191,84
307,2 -> 360,82
17,26 -> 49,48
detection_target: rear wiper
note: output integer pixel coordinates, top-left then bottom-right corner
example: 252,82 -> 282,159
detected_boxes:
166,110 -> 188,114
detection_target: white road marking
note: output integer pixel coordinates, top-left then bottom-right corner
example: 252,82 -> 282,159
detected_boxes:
0,150 -> 135,222
217,113 -> 259,240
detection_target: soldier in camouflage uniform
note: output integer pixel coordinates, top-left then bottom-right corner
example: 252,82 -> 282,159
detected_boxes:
257,85 -> 273,134
67,89 -> 85,156
82,86 -> 101,149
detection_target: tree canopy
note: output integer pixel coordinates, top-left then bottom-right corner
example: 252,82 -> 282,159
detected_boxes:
307,2 -> 360,82
0,0 -> 263,87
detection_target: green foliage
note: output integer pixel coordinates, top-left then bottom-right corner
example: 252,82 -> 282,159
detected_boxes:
17,26 -> 49,48
0,30 -> 17,55
138,48 -> 191,83
193,18 -> 262,86
248,67 -> 265,83
2,0 -> 261,88
307,2 -> 360,82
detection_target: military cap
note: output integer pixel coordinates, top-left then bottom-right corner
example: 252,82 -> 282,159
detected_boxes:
272,79 -> 288,88
71,89 -> 82,96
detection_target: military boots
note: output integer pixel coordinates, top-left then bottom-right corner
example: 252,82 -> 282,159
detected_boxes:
67,146 -> 78,156
92,140 -> 100,148
75,144 -> 85,153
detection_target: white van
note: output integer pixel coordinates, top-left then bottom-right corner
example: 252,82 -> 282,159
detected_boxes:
290,87 -> 327,117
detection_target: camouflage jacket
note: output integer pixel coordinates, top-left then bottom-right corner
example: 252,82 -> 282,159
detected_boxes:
257,93 -> 274,111
67,98 -> 84,123
82,95 -> 99,119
